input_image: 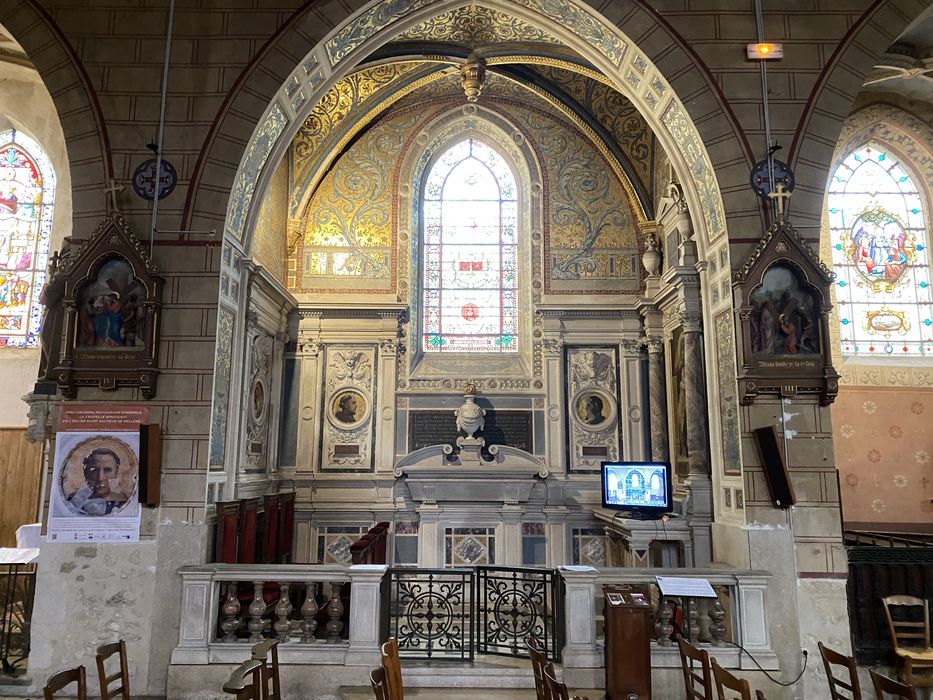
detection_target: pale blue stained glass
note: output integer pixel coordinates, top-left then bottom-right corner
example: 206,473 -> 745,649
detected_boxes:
828,143 -> 932,356
422,138 -> 518,352
0,129 -> 55,348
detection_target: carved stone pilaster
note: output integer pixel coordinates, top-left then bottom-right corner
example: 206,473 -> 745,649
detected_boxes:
542,337 -> 564,357
642,336 -> 669,463
22,392 -> 57,444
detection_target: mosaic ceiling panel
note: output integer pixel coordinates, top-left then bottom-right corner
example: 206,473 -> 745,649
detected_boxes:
393,5 -> 563,47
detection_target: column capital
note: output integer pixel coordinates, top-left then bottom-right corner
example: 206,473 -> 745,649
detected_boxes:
542,337 -> 564,357
676,309 -> 703,333
642,336 -> 665,354
620,339 -> 643,357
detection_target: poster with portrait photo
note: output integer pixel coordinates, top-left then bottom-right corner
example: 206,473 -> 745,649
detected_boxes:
48,431 -> 141,542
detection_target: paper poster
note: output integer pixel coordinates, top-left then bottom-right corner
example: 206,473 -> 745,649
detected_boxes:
47,405 -> 148,543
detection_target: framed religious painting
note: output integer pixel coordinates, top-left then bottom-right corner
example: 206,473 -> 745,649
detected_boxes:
52,215 -> 162,398
733,219 -> 838,405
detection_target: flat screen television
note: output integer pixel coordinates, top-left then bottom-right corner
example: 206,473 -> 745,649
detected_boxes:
601,461 -> 673,519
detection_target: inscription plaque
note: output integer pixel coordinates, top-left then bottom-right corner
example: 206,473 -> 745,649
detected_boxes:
408,410 -> 534,453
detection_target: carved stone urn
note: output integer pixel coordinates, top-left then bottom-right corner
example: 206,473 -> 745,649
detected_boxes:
454,383 -> 485,439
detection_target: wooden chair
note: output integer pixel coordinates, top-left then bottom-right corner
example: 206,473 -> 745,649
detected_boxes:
370,666 -> 389,700
870,668 -> 919,700
527,637 -> 551,700
222,659 -> 263,700
95,640 -> 130,700
755,692 -> 767,700
381,637 -> 404,700
817,641 -> 862,699
712,658 -> 753,700
251,638 -> 281,700
542,662 -> 589,700
882,595 -> 933,689
677,634 -> 714,699
44,666 -> 87,700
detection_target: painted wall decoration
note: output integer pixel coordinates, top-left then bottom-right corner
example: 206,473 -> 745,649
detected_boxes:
714,310 -> 742,475
566,347 -> 620,471
245,331 -> 273,470
321,346 -> 376,471
834,386 -> 933,525
0,129 -> 55,347
209,307 -> 235,468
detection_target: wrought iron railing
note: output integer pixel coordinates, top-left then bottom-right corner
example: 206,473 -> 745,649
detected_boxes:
0,563 -> 35,676
476,566 -> 562,660
384,567 -> 474,661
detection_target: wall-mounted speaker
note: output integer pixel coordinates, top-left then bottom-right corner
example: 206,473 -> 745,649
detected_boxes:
139,423 -> 162,506
753,426 -> 796,508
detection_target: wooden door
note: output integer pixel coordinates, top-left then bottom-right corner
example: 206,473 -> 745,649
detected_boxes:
0,429 -> 43,546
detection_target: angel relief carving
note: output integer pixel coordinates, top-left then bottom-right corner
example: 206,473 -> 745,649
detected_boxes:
329,350 -> 372,389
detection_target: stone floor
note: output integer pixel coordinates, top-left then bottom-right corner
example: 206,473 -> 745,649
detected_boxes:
338,690 -> 604,699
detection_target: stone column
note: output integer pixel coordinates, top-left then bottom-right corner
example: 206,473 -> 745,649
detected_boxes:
295,323 -> 323,474
374,338 -> 400,474
542,337 -> 565,474
346,564 -> 389,666
643,335 -> 669,463
680,309 -> 713,566
619,336 -> 647,460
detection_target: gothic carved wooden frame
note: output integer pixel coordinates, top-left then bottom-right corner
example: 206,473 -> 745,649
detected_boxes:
732,219 -> 839,406
54,215 -> 162,399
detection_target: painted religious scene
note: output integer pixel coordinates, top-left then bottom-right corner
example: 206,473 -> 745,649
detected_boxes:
749,264 -> 820,356
76,258 -> 147,349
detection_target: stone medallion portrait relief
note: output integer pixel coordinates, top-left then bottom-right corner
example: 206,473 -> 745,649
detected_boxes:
328,388 -> 368,429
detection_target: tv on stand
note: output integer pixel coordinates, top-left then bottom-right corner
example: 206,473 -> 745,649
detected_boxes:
601,461 -> 673,520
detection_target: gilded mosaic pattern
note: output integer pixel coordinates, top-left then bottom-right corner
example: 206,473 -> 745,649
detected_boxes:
290,62 -> 432,218
714,310 -> 742,476
252,160 -> 288,285
325,0 -> 434,65
497,103 -> 640,291
531,65 -> 653,194
394,5 -> 563,46
511,0 -> 627,67
294,109 -> 422,293
209,307 -> 235,468
228,103 -> 286,241
661,102 -> 725,242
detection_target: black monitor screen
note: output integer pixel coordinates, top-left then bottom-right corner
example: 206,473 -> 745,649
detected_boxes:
602,461 -> 671,511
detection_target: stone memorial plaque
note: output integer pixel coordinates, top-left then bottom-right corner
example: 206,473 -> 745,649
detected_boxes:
408,410 -> 534,452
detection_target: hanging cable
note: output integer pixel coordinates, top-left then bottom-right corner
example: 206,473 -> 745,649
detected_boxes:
754,0 -> 776,220
150,0 -> 175,258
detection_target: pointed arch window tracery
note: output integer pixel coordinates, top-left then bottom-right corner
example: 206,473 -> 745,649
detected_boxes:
0,129 -> 55,348
421,138 -> 518,353
828,143 -> 932,356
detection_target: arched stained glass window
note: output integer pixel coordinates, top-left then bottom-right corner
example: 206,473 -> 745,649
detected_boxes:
828,143 -> 932,356
422,138 -> 518,352
0,129 -> 55,347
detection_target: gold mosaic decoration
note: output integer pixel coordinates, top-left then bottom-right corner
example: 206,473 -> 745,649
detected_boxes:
394,5 -> 563,47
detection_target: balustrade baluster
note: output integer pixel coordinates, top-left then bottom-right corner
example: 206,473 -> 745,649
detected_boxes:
655,595 -> 674,646
221,582 -> 241,642
326,582 -> 345,643
697,597 -> 712,643
709,595 -> 727,646
248,581 -> 266,643
301,582 -> 319,643
274,582 -> 292,643
687,597 -> 701,640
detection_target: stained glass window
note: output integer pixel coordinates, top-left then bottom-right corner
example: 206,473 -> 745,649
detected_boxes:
0,129 -> 55,348
422,138 -> 518,352
828,143 -> 932,356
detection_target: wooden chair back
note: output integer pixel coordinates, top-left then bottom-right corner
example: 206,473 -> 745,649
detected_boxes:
251,638 -> 281,700
677,634 -> 714,699
882,596 -> 931,650
712,658 -> 752,700
870,669 -> 919,700
95,640 -> 130,700
381,637 -> 404,700
527,637 -> 551,700
43,666 -> 87,700
222,659 -> 263,700
542,662 -> 589,700
817,641 -> 861,700
371,666 -> 389,700
755,692 -> 767,700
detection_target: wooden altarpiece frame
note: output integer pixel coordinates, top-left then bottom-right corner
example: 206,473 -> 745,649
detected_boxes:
53,215 -> 162,399
732,218 -> 839,406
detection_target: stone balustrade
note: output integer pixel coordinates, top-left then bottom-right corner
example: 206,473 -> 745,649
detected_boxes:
560,566 -> 778,673
171,563 -> 387,667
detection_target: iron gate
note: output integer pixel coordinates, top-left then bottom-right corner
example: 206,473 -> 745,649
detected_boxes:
383,566 -> 562,662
